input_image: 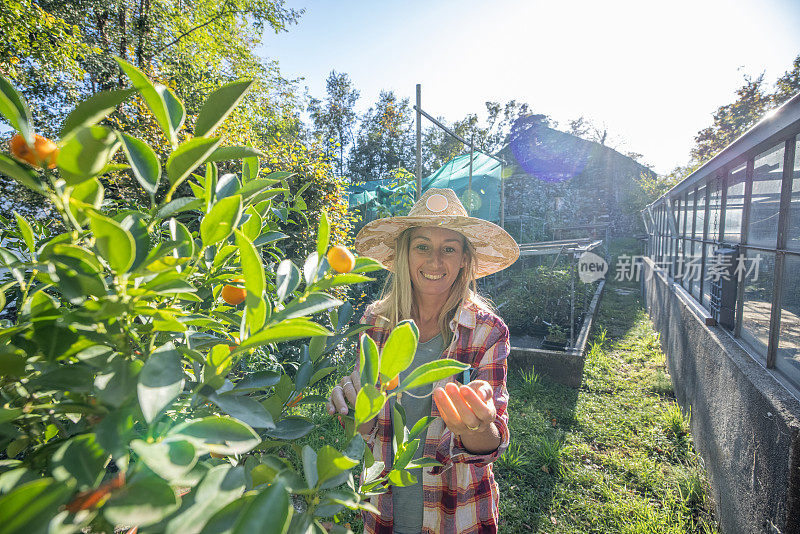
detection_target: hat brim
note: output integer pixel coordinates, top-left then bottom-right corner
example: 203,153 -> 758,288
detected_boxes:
354,215 -> 520,278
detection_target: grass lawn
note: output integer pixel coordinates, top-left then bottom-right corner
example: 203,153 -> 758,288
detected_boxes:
295,241 -> 719,533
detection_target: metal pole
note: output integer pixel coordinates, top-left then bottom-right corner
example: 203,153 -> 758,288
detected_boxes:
468,134 -> 474,215
570,252 -> 576,348
415,84 -> 422,200
500,166 -> 505,229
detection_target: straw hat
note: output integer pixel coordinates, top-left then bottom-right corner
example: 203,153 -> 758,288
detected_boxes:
354,188 -> 519,278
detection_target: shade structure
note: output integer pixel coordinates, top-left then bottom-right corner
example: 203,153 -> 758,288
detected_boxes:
348,153 -> 502,223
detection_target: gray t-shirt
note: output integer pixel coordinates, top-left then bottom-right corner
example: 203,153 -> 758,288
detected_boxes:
390,334 -> 445,534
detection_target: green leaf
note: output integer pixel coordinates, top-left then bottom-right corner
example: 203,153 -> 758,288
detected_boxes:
232,371 -> 281,393
194,80 -> 253,137
51,434 -> 107,490
57,125 -> 121,184
387,469 -> 417,487
205,162 -> 218,209
104,475 -> 180,527
263,417 -> 315,440
167,137 -> 222,188
198,497 -> 250,534
359,334 -> 379,389
234,179 -> 279,202
354,384 -> 385,428
61,88 -> 135,138
234,319 -> 332,354
235,229 -> 264,301
316,446 -> 359,485
316,210 -> 329,260
242,150 -> 258,183
137,342 -> 185,424
131,438 -> 198,481
169,217 -> 195,258
0,154 -> 42,193
275,259 -> 300,303
271,292 -> 343,323
206,392 -> 275,430
408,416 -> 436,442
351,257 -> 385,274
314,273 -> 373,291
215,173 -> 240,201
169,417 -> 260,455
201,195 -> 242,246
0,73 -> 33,145
398,359 -> 470,392
241,207 -> 262,241
0,478 -> 72,534
155,197 -> 203,220
94,357 -> 142,408
379,321 -> 419,381
164,465 -> 246,534
88,211 -> 136,273
302,445 -> 318,488
205,145 -> 264,163
13,212 -> 35,255
116,57 -> 185,145
117,132 -> 161,195
232,481 -> 291,534
67,177 -> 104,225
253,231 -> 288,248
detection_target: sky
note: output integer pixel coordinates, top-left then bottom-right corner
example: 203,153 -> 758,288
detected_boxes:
258,0 -> 800,175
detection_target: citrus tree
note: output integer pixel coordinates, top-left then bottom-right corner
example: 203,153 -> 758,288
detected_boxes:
0,60 -> 470,533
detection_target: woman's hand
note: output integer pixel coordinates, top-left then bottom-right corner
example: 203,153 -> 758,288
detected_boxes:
433,380 -> 501,454
327,371 -> 378,436
327,370 -> 361,415
433,380 -> 495,433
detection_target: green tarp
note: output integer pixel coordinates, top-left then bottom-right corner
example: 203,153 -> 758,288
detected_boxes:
348,153 -> 502,223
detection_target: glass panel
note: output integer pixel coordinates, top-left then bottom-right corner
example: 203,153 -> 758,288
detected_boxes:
724,164 -> 746,243
690,240 -> 701,299
747,143 -> 785,248
702,243 -> 715,310
695,185 -> 706,241
788,139 -> 800,252
687,189 -> 697,238
708,175 -> 723,242
777,253 -> 800,389
740,249 -> 775,361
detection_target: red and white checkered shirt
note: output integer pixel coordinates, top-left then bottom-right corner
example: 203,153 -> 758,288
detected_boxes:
359,299 -> 511,534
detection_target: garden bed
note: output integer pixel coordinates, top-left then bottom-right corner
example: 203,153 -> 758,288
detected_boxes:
507,279 -> 605,388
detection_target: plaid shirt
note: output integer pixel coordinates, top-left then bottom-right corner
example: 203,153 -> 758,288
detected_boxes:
359,299 -> 510,534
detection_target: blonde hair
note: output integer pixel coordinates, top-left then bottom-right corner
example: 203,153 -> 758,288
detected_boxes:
370,227 -> 494,344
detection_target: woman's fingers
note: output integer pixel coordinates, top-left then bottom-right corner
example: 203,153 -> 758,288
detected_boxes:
330,383 -> 348,414
459,384 -> 495,421
349,370 -> 362,391
433,387 -> 459,426
444,382 -> 481,427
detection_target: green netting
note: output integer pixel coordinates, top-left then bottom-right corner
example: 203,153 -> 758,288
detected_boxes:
347,153 -> 502,222
422,153 -> 502,222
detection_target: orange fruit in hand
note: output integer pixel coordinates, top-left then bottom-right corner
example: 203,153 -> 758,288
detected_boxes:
10,133 -> 58,169
221,278 -> 246,305
327,245 -> 355,273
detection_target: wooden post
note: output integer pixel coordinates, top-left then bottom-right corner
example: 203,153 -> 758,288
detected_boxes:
415,84 -> 422,200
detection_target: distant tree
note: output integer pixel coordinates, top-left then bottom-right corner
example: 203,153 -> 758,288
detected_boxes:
308,70 -> 360,176
774,54 -> 800,107
349,90 -> 415,182
690,73 -> 772,164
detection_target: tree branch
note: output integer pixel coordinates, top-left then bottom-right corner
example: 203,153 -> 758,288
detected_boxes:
152,9 -> 240,57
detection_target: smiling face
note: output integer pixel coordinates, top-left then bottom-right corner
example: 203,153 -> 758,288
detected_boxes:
407,226 -> 468,300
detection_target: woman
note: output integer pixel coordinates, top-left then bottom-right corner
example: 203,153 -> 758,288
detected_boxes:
327,188 -> 519,534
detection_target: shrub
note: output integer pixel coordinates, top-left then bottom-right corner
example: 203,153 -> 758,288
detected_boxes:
0,63 -> 468,533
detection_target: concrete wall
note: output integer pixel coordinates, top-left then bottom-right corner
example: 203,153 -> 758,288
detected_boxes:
641,258 -> 800,534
